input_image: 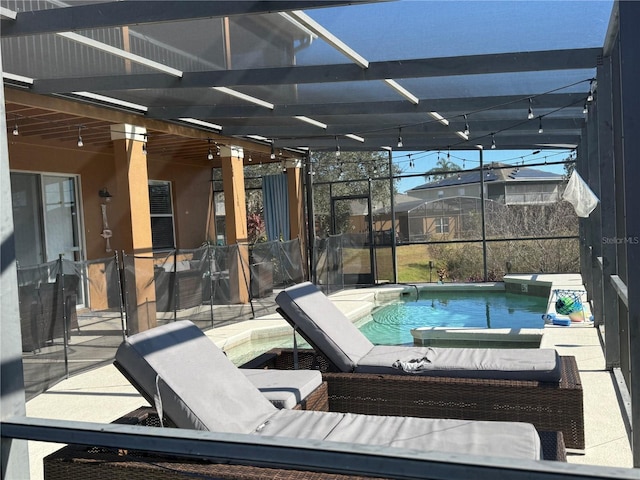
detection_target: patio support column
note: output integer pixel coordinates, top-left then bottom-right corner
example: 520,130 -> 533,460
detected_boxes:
287,158 -> 308,274
111,124 -> 156,334
0,49 -> 30,480
221,146 -> 249,304
618,1 -> 640,466
587,98 -> 603,324
305,151 -> 317,283
597,55 -> 621,367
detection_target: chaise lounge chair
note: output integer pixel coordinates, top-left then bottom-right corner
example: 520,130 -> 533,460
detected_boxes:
272,282 -> 584,450
111,320 -> 553,465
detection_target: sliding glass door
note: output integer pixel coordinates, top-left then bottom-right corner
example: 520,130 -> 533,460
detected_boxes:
11,172 -> 83,268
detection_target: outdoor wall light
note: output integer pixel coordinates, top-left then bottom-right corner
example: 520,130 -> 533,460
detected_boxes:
99,187 -> 112,202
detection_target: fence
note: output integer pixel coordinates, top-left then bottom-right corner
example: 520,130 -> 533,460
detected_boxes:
18,239 -> 304,400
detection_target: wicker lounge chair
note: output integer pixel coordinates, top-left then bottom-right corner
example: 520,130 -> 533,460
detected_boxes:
273,282 -> 584,450
111,321 -> 551,462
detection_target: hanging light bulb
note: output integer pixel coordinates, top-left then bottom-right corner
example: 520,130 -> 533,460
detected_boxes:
457,173 -> 461,180
142,142 -> 147,155
335,136 -> 341,158
77,126 -> 83,147
397,128 -> 403,148
583,103 -> 588,114
527,98 -> 534,120
270,143 -> 276,160
408,154 -> 414,169
207,139 -> 214,160
538,116 -> 544,134
491,134 -> 496,149
216,143 -> 221,156
248,152 -> 253,163
587,80 -> 594,102
463,114 -> 470,136
281,160 -> 287,172
12,123 -> 19,136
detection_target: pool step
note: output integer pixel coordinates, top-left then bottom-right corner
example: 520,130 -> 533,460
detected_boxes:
411,327 -> 544,348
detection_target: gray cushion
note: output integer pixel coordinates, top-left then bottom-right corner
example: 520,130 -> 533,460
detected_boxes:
276,282 -> 375,371
241,369 -> 323,409
357,345 -> 562,382
256,409 -> 542,460
115,320 -> 276,433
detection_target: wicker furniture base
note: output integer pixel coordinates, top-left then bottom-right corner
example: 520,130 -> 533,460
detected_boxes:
293,381 -> 329,411
243,349 -> 584,450
43,408 -> 386,480
43,407 -> 565,480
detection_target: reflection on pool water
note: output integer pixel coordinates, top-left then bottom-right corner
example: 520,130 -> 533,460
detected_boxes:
360,291 -> 547,346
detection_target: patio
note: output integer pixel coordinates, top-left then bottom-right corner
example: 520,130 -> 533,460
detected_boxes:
22,275 -> 631,479
2,1 -> 640,478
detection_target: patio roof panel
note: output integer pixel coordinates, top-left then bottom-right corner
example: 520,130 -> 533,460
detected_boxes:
1,0 -> 612,152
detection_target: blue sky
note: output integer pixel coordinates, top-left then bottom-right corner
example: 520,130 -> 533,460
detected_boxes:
393,149 -> 571,194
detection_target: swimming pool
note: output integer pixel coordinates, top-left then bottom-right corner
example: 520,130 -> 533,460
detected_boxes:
360,290 -> 547,345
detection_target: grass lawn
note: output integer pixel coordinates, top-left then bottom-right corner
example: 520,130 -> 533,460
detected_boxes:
395,244 -> 434,283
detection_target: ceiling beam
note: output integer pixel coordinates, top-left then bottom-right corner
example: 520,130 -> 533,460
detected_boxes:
215,118 -> 584,137
271,132 -> 581,150
0,1 -> 366,37
32,49 -> 600,94
2,88 -> 283,156
145,93 -> 587,119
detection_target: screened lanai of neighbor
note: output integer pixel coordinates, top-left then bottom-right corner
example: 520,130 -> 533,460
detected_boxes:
1,0 -> 640,478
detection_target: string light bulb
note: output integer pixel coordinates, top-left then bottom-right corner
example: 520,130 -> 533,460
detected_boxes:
12,123 -> 19,136
207,138 -> 214,160
491,134 -> 496,149
538,116 -> 544,134
397,128 -> 403,148
142,142 -> 147,155
463,114 -> 470,136
527,98 -> 534,120
335,137 -> 341,158
270,143 -> 276,160
587,80 -> 594,102
583,103 -> 588,114
77,126 -> 83,147
248,153 -> 253,163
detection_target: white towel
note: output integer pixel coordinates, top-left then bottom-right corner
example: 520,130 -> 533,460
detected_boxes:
392,356 -> 432,373
562,170 -> 599,218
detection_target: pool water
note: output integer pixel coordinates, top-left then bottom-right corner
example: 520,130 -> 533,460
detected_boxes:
360,291 -> 547,346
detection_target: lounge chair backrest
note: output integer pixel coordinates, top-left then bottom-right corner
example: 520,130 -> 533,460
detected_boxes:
276,282 -> 374,372
115,320 -> 276,433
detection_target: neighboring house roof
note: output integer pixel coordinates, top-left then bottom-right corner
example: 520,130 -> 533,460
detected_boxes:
373,195 -> 501,215
408,163 -> 563,192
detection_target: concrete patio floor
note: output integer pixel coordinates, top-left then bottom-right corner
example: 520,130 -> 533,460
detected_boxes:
24,274 -> 633,479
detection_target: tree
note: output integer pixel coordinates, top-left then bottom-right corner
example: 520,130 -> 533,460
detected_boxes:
425,155 -> 461,181
310,151 -> 401,237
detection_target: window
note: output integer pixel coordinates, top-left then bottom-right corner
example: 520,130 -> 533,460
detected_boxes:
149,181 -> 175,250
435,217 -> 449,234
